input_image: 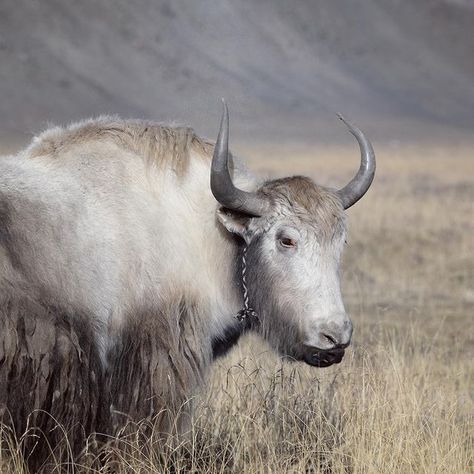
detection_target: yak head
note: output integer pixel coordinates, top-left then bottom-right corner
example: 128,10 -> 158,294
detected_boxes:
211,102 -> 375,368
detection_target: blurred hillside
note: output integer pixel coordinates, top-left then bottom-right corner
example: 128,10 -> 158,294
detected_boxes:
0,0 -> 473,147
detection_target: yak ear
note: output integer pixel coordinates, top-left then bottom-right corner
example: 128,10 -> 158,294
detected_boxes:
216,207 -> 256,244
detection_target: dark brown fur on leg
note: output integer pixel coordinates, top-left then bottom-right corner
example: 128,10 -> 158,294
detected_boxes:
106,298 -> 212,442
0,291 -> 213,471
0,291 -> 103,472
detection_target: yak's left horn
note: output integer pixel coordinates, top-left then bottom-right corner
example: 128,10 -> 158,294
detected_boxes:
211,100 -> 270,217
336,114 -> 376,209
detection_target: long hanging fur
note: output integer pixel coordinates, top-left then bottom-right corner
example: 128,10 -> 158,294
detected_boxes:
106,297 -> 213,437
0,288 -> 103,471
0,289 -> 214,471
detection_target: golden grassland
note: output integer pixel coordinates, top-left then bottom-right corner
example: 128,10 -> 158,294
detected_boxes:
0,143 -> 473,473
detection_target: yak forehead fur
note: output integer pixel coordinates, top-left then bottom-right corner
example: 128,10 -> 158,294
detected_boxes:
261,176 -> 346,237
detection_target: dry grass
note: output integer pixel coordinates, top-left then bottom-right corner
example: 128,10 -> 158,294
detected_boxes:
1,143 -> 473,473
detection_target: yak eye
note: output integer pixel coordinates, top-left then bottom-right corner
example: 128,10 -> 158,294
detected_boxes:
279,237 -> 297,248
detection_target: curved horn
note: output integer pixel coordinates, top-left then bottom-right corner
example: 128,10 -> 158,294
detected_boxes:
211,100 -> 269,216
336,114 -> 376,209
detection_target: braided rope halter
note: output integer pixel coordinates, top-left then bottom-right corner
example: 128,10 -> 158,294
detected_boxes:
235,245 -> 258,322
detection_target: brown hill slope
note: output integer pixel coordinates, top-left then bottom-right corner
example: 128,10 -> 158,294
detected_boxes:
0,0 -> 473,145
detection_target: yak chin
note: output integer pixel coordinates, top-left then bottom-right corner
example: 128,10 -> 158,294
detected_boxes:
279,345 -> 347,368
284,343 -> 348,368
300,345 -> 346,367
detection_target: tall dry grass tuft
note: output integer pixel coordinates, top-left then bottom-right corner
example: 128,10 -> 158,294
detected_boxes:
0,144 -> 472,473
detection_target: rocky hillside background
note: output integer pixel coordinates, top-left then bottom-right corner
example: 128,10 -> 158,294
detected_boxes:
1,0 -> 473,146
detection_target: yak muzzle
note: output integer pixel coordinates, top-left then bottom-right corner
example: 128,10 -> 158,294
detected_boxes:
301,345 -> 347,368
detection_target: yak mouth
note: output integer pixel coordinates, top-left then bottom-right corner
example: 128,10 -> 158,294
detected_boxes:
300,346 -> 346,368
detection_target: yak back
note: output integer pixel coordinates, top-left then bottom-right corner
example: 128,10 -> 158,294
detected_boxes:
26,115 -> 215,177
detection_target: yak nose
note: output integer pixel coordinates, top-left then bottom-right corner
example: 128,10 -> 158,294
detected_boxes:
316,319 -> 353,350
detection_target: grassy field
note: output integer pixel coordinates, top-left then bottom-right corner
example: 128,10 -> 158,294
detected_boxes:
1,143 -> 473,473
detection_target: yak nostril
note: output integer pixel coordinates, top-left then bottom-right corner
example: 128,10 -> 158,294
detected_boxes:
322,333 -> 338,347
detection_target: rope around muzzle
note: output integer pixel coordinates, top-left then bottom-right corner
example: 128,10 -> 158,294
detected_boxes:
235,246 -> 259,323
